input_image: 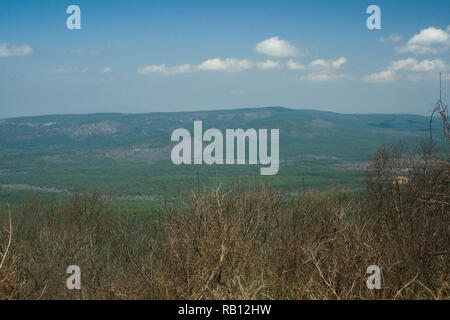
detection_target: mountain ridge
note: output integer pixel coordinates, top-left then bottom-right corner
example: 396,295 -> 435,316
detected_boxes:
0,106 -> 445,196
0,106 -> 440,158
0,106 -> 433,121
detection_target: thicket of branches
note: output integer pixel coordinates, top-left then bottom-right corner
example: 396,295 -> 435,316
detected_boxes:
0,141 -> 448,300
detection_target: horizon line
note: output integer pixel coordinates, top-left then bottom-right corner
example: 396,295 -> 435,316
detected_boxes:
0,105 -> 432,121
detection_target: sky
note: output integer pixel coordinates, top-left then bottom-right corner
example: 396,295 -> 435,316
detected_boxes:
0,0 -> 449,118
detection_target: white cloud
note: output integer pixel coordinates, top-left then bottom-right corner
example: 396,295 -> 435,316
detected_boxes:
287,60 -> 305,70
137,64 -> 166,75
197,58 -> 280,72
332,57 -> 347,69
363,70 -> 398,83
363,57 -> 447,83
396,27 -> 450,54
137,64 -> 192,75
138,58 -> 283,75
102,67 -> 112,73
197,58 -> 252,72
389,58 -> 446,72
255,37 -> 302,57
310,57 -> 347,70
0,43 -> 33,58
292,57 -> 351,82
379,34 -> 403,43
256,59 -> 281,70
136,55 -> 350,78
167,64 -> 192,74
286,57 -> 347,72
409,27 -> 449,45
396,45 -> 437,55
310,59 -> 328,68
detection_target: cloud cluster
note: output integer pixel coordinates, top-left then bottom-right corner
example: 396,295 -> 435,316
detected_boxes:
389,58 -> 446,72
0,43 -> 33,58
5,30 -> 448,86
294,57 -> 351,82
365,26 -> 449,83
396,27 -> 450,55
197,58 -> 252,72
137,53 -> 350,82
364,58 -> 447,83
138,58 -> 282,75
309,57 -> 347,70
286,60 -> 305,70
76,36 -> 349,82
137,64 -> 192,75
255,37 -> 304,57
363,70 -> 398,83
256,59 -> 281,70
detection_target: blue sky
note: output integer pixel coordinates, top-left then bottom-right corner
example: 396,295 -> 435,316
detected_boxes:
0,0 -> 449,118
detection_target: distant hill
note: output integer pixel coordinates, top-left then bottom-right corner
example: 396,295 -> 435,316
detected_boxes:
0,107 -> 440,159
0,107 -> 444,197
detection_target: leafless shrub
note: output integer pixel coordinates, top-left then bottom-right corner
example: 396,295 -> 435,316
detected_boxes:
0,147 -> 448,300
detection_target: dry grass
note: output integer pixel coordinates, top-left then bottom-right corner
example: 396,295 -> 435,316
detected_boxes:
0,143 -> 448,300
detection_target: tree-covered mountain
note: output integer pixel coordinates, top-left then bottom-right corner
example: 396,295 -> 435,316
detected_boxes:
0,107 -> 444,197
